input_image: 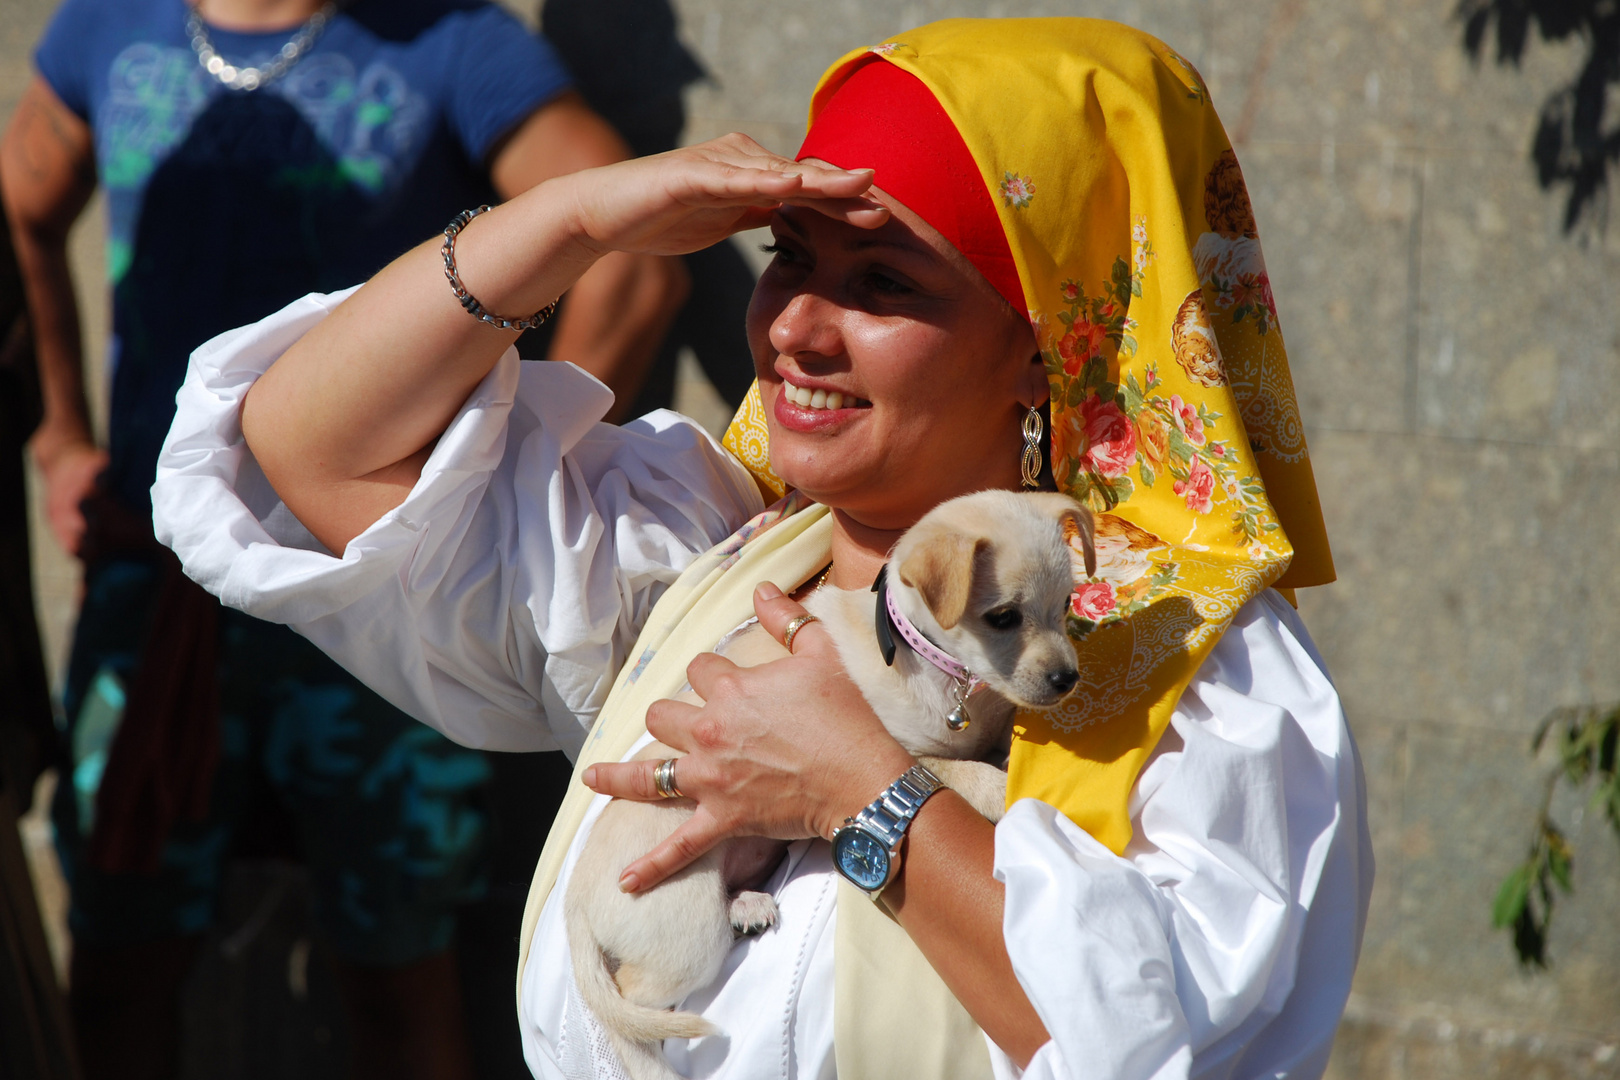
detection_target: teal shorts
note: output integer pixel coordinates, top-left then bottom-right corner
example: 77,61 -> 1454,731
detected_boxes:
54,557 -> 490,968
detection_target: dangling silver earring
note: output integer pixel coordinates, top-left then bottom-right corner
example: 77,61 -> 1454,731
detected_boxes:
1020,406 -> 1044,489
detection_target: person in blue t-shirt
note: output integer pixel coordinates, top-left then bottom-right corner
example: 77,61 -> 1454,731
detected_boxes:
0,1 -> 686,1077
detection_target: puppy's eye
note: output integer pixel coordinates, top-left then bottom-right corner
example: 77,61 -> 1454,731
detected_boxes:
984,607 -> 1022,630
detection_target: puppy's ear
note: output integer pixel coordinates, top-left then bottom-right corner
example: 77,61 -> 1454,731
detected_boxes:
1060,503 -> 1097,579
898,526 -> 988,631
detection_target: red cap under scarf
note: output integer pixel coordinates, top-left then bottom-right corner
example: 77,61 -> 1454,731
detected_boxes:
797,58 -> 1026,318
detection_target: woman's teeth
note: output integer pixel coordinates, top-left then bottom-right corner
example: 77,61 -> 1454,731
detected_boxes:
785,384 -> 859,410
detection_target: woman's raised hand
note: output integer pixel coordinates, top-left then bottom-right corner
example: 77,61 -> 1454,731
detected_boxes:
582,582 -> 916,893
556,133 -> 889,260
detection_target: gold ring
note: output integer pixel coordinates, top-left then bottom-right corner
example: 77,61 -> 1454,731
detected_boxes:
653,758 -> 684,799
782,613 -> 819,653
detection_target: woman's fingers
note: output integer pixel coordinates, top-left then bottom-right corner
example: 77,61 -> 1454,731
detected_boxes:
581,756 -> 676,803
696,134 -> 876,197
580,697 -> 702,802
678,160 -> 881,217
645,694 -> 704,749
752,581 -> 834,656
581,576 -> 917,892
617,809 -> 729,893
793,195 -> 891,228
568,135 -> 886,257
683,650 -> 749,714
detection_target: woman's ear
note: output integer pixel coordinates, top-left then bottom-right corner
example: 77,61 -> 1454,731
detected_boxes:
1019,351 -> 1051,410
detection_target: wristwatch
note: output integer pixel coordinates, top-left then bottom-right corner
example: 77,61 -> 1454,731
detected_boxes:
830,763 -> 944,900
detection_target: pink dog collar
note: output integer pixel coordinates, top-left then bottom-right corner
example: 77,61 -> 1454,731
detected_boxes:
880,568 -> 984,697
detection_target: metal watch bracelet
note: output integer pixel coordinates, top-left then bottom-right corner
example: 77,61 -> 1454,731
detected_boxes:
831,763 -> 944,900
850,763 -> 944,851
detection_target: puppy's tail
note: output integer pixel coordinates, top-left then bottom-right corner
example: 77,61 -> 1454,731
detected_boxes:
565,899 -> 716,1080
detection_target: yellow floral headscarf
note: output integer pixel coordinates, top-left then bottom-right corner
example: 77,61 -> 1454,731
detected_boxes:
723,18 -> 1335,854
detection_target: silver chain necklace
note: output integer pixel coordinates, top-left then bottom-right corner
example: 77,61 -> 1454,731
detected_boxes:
185,2 -> 338,91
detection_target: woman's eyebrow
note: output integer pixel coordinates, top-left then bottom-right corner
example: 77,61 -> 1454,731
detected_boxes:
850,236 -> 930,255
773,210 -> 810,238
774,208 -> 936,259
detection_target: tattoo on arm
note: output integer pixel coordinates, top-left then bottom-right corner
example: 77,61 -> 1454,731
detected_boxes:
4,81 -> 96,194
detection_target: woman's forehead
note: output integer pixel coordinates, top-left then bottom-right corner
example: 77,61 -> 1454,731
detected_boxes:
772,192 -> 977,281
768,206 -> 1025,338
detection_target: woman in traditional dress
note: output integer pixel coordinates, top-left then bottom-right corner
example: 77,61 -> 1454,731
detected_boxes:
154,18 -> 1371,1080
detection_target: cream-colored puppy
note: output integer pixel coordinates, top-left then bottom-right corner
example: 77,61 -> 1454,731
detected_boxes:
565,490 -> 1095,1080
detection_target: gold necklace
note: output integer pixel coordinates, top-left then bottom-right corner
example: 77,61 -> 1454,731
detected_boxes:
793,563 -> 833,601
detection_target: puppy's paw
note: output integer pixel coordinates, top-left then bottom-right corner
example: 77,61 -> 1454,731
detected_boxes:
728,891 -> 778,937
920,757 -> 1008,823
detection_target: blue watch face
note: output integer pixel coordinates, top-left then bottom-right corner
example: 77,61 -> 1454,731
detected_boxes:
834,828 -> 891,892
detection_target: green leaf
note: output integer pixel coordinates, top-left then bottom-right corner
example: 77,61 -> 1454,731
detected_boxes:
1603,780 -> 1620,833
1121,378 -> 1145,413
1140,461 -> 1157,487
1493,864 -> 1534,929
1511,901 -> 1549,967
1531,712 -> 1560,753
1057,310 -> 1075,325
1598,716 -> 1618,774
1548,845 -> 1574,892
1083,357 -> 1108,390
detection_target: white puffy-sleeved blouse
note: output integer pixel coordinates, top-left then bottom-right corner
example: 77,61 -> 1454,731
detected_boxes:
153,291 -> 1374,1080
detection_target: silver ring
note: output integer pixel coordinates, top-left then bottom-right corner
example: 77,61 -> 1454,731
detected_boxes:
653,758 -> 684,799
782,613 -> 819,653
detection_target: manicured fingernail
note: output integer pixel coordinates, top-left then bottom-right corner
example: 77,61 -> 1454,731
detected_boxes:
582,766 -> 597,787
756,581 -> 783,601
779,170 -> 801,178
619,871 -> 640,893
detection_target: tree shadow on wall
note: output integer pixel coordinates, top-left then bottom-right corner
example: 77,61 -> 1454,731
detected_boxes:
1457,0 -> 1620,236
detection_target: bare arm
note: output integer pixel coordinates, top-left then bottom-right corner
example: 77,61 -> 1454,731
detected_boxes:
0,76 -> 100,554
489,92 -> 690,422
587,585 -> 1051,1066
879,791 -> 1050,1064
241,137 -> 883,553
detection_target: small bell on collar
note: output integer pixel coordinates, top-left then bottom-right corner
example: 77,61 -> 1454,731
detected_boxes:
946,678 -> 973,731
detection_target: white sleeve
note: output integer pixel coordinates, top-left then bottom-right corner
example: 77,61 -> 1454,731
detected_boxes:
152,289 -> 766,757
989,591 -> 1374,1080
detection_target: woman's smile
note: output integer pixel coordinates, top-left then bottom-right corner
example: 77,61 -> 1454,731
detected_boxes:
772,374 -> 871,432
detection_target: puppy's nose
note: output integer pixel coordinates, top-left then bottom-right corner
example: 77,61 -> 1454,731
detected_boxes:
1046,668 -> 1078,694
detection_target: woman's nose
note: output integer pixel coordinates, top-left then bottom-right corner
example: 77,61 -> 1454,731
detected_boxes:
769,289 -> 844,361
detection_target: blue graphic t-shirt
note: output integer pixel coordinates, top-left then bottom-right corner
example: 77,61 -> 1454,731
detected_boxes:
36,0 -> 571,512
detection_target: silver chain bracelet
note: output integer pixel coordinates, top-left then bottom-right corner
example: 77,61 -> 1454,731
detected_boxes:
441,206 -> 559,333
